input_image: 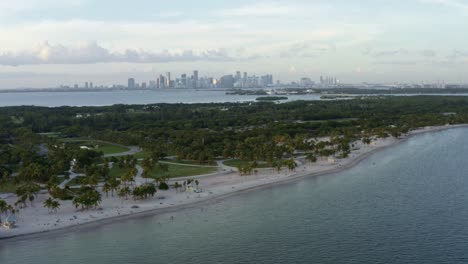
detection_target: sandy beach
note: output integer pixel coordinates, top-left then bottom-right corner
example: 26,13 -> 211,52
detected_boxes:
1,124 -> 466,240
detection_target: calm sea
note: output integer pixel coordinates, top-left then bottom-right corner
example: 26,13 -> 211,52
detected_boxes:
1,128 -> 468,263
0,90 -> 322,107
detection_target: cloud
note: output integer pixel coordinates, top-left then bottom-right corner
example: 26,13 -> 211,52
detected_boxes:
419,0 -> 468,10
421,50 -> 437,57
279,42 -> 330,58
372,48 -> 409,57
446,49 -> 468,60
365,48 -> 437,58
217,2 -> 300,17
0,0 -> 85,15
0,41 -> 246,66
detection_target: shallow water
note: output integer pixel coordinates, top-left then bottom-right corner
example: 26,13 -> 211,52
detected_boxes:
2,128 -> 468,264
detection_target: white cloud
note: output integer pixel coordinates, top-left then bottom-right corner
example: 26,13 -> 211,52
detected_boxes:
0,41 -> 242,66
217,2 -> 301,17
0,0 -> 85,15
419,0 -> 468,11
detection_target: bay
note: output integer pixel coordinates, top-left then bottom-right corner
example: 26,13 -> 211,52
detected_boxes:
1,128 -> 468,264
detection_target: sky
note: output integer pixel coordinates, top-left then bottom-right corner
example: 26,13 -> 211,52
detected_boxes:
0,0 -> 468,88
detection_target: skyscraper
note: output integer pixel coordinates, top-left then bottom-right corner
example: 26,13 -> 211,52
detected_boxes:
166,72 -> 171,88
128,78 -> 135,89
193,70 -> 199,88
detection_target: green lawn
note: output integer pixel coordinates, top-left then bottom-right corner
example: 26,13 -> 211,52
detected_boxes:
60,139 -> 130,155
146,163 -> 217,179
96,144 -> 129,155
223,159 -> 272,168
162,159 -> 217,166
133,151 -> 150,159
109,166 -> 127,179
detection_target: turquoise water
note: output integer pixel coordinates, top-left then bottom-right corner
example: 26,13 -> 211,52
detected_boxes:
2,128 -> 468,263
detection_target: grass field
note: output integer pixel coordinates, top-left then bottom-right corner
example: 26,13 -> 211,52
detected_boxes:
109,166 -> 127,179
223,159 -> 272,168
96,144 -> 129,155
133,151 -> 150,159
60,139 -> 130,155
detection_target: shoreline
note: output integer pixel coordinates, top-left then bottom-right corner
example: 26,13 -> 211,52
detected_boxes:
2,124 -> 467,241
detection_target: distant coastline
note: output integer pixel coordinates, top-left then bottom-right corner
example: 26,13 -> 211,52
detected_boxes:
3,87 -> 468,95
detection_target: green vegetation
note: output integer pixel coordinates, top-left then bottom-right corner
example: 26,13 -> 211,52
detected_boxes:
96,144 -> 129,155
2,96 -> 468,216
61,139 -> 129,155
256,96 -> 288,101
223,159 -> 271,168
133,151 -> 150,159
145,163 -> 217,179
0,181 -> 18,193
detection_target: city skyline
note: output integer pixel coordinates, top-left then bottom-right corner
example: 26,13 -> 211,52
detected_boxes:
1,0 -> 468,88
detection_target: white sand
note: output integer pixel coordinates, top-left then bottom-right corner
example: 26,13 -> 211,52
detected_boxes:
1,124 -> 465,239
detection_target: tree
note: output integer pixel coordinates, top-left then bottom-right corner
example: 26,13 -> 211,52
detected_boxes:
72,187 -> 101,210
141,157 -> 155,179
306,153 -> 317,163
102,182 -> 111,197
108,177 -> 120,197
15,182 -> 40,208
118,186 -> 132,200
0,199 -> 8,223
43,197 -> 60,213
284,159 -> 297,172
132,183 -> 157,200
159,182 -> 169,190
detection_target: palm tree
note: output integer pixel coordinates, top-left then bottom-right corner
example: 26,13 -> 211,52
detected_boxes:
0,199 -> 8,223
108,177 -> 120,197
15,182 -> 40,208
43,197 -> 61,213
141,157 -> 155,179
102,182 -> 111,197
73,187 -> 101,210
118,186 -> 132,200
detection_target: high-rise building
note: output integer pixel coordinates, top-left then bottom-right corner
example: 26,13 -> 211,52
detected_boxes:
236,71 -> 241,81
166,72 -> 171,88
128,78 -> 135,89
220,75 -> 235,88
85,82 -> 89,89
193,70 -> 199,88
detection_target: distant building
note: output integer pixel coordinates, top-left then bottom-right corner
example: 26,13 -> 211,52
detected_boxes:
166,72 -> 171,88
220,75 -> 235,88
128,78 -> 135,89
193,70 -> 199,88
